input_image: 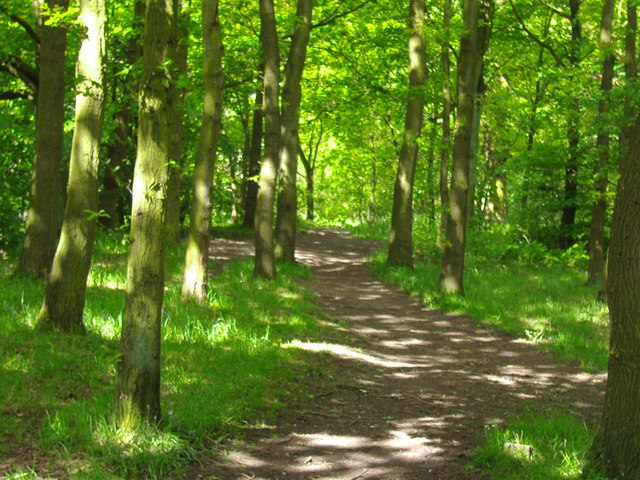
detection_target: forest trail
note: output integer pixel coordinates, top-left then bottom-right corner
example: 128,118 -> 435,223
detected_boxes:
189,228 -> 605,480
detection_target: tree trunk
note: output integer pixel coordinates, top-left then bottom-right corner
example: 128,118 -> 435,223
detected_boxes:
165,0 -> 189,244
584,114 -> 640,480
587,0 -> 615,286
438,0 -> 452,250
19,0 -> 70,276
275,0 -> 313,263
387,0 -> 428,268
254,0 -> 280,280
439,0 -> 492,295
37,0 -> 107,334
182,0 -> 223,302
114,0 -> 176,431
242,83 -> 263,228
558,0 -> 582,250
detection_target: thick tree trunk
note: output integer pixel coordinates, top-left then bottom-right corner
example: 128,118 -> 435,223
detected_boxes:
439,0 -> 492,295
438,0 -> 452,250
275,0 -> 313,263
114,0 -> 176,431
387,0 -> 428,268
254,0 -> 280,280
558,0 -> 582,250
587,0 -> 615,286
165,0 -> 189,244
182,0 -> 223,302
19,0 -> 70,276
585,115 -> 640,480
37,0 -> 107,334
242,84 -> 264,228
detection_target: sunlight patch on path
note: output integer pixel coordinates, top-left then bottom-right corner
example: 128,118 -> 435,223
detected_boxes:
284,340 -> 426,368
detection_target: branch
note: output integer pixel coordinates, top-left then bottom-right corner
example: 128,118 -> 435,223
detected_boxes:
0,90 -> 32,101
535,0 -> 570,20
0,6 -> 40,44
0,55 -> 38,91
312,0 -> 376,30
508,0 -> 566,68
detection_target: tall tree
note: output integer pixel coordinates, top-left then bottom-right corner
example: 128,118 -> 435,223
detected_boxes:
253,0 -> 280,279
274,0 -> 313,263
36,0 -> 107,333
439,0 -> 493,295
114,0 -> 176,430
242,80 -> 264,228
438,0 -> 452,250
386,0 -> 428,268
587,0 -> 615,286
558,0 -> 582,249
165,0 -> 189,244
182,0 -> 224,302
584,115 -> 640,480
18,0 -> 70,276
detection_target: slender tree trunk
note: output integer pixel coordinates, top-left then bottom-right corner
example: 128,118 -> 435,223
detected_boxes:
558,0 -> 582,250
182,0 -> 223,302
438,0 -> 452,250
275,0 -> 313,263
242,83 -> 263,228
114,0 -> 176,431
19,0 -> 70,276
387,0 -> 428,268
439,0 -> 493,295
165,0 -> 189,244
254,0 -> 280,279
587,0 -> 615,286
99,0 -> 145,229
36,0 -> 107,334
584,114 -> 640,480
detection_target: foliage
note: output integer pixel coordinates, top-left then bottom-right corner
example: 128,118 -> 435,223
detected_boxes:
0,230 -> 325,478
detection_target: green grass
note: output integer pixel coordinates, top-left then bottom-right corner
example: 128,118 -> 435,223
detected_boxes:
0,230 -> 326,479
471,413 -> 608,480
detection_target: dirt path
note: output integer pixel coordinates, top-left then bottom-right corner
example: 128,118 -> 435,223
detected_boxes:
191,228 -> 605,479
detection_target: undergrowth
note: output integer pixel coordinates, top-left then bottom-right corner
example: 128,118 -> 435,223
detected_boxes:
0,229 -> 324,479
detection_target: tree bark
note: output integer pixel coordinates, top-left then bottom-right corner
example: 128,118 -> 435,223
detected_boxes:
19,0 -> 70,276
254,0 -> 280,280
165,0 -> 189,244
114,0 -> 176,430
584,114 -> 640,480
182,0 -> 223,302
438,0 -> 452,250
587,0 -> 615,286
37,0 -> 107,334
275,0 -> 313,263
242,83 -> 264,228
438,0 -> 492,295
558,0 -> 582,250
386,0 -> 428,268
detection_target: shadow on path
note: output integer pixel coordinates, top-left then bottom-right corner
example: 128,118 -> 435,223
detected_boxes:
193,228 -> 605,480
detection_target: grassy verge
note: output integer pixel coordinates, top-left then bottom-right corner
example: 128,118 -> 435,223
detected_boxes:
1,230 -> 325,479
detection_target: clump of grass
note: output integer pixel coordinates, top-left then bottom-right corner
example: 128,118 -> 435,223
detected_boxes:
471,413 -> 608,479
0,229 -> 324,479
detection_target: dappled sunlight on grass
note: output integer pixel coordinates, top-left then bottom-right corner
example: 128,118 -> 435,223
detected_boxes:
0,231 -> 325,479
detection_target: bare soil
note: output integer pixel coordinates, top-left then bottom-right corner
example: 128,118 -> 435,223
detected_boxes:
187,227 -> 606,480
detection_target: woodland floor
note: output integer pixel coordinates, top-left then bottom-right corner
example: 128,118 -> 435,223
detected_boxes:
185,228 -> 606,480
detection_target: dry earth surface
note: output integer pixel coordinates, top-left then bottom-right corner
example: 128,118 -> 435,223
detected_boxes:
186,228 -> 606,480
